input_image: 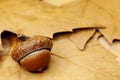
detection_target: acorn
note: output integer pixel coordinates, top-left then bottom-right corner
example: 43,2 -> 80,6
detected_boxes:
11,35 -> 53,72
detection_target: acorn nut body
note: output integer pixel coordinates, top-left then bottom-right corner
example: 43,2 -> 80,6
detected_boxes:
11,35 -> 53,72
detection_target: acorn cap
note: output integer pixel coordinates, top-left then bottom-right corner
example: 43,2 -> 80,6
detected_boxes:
11,35 -> 53,62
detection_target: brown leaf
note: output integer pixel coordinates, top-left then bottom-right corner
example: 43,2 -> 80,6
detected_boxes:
0,0 -> 120,80
0,0 -> 98,38
0,29 -> 120,80
52,32 -> 120,80
0,0 -> 102,52
0,31 -> 119,80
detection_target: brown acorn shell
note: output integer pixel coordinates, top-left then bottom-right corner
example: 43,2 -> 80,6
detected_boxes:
20,49 -> 51,72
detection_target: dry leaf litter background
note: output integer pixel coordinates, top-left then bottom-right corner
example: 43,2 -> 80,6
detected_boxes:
0,0 -> 120,80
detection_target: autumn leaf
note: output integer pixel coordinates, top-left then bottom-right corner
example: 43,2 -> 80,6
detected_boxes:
0,0 -> 119,48
0,0 -> 120,80
1,31 -> 120,80
0,0 -> 98,38
42,0 -> 120,48
52,32 -> 120,80
0,0 -> 102,52
44,0 -> 120,43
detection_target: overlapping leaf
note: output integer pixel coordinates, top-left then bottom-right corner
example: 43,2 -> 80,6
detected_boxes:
0,0 -> 120,80
0,0 -> 100,51
0,31 -> 120,80
0,0 -> 97,38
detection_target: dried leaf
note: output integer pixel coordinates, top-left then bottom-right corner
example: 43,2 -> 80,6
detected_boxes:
0,0 -> 98,38
52,32 -> 120,80
1,31 -> 120,80
0,0 -> 119,44
0,0 -> 120,80
0,0 -> 102,52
